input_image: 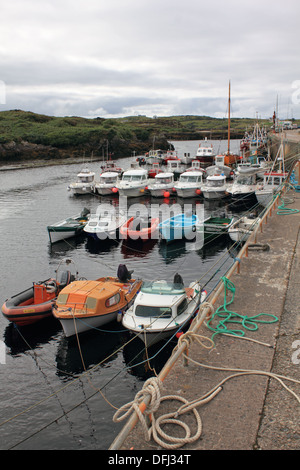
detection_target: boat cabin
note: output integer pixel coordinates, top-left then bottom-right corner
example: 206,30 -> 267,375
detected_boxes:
121,169 -> 148,182
133,281 -> 187,319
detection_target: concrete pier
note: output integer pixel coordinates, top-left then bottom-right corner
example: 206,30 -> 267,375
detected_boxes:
111,185 -> 300,451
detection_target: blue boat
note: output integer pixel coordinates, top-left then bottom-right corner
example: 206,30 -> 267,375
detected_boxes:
158,213 -> 198,243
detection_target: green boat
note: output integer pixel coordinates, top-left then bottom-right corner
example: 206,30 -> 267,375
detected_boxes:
47,208 -> 90,244
196,216 -> 234,239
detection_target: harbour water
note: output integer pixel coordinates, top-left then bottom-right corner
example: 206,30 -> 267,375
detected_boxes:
0,139 -> 250,450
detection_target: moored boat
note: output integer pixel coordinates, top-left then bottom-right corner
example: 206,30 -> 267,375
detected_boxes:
68,168 -> 96,195
1,260 -> 77,327
47,208 -> 90,244
228,214 -> 261,242
201,174 -> 228,200
174,170 -> 204,198
52,265 -> 142,337
94,172 -> 120,196
83,207 -> 126,240
122,274 -> 207,346
255,170 -> 287,207
120,216 -> 159,241
147,172 -> 175,198
159,213 -> 198,243
116,169 -> 149,198
196,215 -> 234,240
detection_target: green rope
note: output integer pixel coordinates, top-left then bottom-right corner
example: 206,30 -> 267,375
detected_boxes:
206,277 -> 278,342
277,193 -> 299,216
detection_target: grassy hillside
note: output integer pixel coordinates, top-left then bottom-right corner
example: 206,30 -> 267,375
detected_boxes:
0,109 -> 282,163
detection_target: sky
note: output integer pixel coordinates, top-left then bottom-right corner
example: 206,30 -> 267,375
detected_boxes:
1,0 -> 300,120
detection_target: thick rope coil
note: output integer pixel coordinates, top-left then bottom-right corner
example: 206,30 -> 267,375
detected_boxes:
113,377 -> 163,441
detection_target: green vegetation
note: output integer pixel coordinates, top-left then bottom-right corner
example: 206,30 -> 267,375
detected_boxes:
0,109 -> 296,163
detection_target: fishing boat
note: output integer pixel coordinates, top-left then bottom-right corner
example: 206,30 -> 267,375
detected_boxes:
122,274 -> 207,346
228,214 -> 261,242
205,155 -> 233,178
226,167 -> 259,204
83,208 -> 127,240
147,162 -> 164,178
120,216 -> 159,241
1,259 -> 77,327
94,172 -> 120,196
52,265 -> 142,337
99,160 -> 123,175
116,169 -> 149,198
201,174 -> 228,200
165,160 -> 185,180
255,139 -> 288,207
147,172 -> 175,198
196,215 -> 234,240
255,171 -> 287,207
47,208 -> 90,244
159,212 -> 198,243
194,137 -> 215,168
68,168 -> 96,195
174,171 -> 204,198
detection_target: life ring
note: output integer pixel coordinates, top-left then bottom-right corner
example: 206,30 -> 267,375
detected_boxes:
45,279 -> 57,293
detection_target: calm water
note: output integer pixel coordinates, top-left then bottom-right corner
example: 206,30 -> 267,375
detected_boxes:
0,139 -> 248,450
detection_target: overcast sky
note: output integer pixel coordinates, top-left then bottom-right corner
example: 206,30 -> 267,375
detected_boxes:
1,0 -> 299,119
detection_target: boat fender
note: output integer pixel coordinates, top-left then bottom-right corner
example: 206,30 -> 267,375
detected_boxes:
192,225 -> 196,232
117,310 -> 123,322
45,280 -> 57,293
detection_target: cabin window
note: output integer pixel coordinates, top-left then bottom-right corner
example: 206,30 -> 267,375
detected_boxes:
176,298 -> 188,316
86,297 -> 97,309
56,293 -> 68,305
135,305 -> 172,318
105,293 -> 121,308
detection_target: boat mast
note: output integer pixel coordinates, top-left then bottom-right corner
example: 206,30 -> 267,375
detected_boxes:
227,80 -> 231,155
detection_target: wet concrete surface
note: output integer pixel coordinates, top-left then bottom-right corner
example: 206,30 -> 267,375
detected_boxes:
115,188 -> 300,451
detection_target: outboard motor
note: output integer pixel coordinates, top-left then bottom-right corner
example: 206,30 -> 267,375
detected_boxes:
173,273 -> 184,286
59,270 -> 74,287
117,264 -> 133,282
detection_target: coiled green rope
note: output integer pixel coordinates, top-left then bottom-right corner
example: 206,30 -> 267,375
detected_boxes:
277,195 -> 299,215
206,276 -> 278,341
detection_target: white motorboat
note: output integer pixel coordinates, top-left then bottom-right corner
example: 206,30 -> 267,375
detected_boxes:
174,170 -> 204,198
47,208 -> 90,244
201,174 -> 228,200
165,159 -> 185,179
147,172 -> 175,198
255,170 -> 287,207
94,172 -> 120,196
226,167 -> 259,204
228,215 -> 261,242
122,275 -> 207,346
83,208 -> 127,240
194,137 -> 215,168
116,169 -> 149,198
68,168 -> 96,195
205,155 -> 232,178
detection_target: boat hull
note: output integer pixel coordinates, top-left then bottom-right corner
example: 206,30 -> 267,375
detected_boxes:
2,288 -> 55,326
202,189 -> 227,200
53,277 -> 142,337
117,186 -> 148,198
175,187 -> 201,198
120,217 -> 159,241
159,214 -> 198,243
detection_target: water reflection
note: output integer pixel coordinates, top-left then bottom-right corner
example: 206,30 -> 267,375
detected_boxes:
56,322 -> 129,379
